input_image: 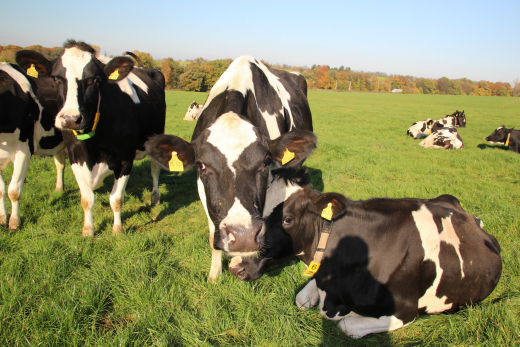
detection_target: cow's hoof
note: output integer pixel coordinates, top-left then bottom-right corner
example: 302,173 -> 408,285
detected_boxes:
82,225 -> 94,237
8,217 -> 20,230
55,186 -> 64,192
151,191 -> 160,206
113,224 -> 123,235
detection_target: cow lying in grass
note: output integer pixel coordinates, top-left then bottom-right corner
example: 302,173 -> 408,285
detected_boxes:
419,127 -> 464,150
486,126 -> 519,153
407,110 -> 466,139
183,101 -> 203,121
230,167 -> 502,338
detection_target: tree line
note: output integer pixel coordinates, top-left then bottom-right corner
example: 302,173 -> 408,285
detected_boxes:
2,44 -> 518,97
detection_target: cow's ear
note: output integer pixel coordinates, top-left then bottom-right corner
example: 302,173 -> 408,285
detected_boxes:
16,50 -> 53,77
145,134 -> 196,171
104,57 -> 134,81
310,193 -> 349,220
270,130 -> 317,167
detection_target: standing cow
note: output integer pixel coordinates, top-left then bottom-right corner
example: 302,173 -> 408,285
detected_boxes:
0,62 -> 65,229
16,40 -> 166,236
230,167 -> 501,338
145,56 -> 315,281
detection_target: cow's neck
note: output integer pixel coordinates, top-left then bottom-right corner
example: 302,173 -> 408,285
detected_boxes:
297,214 -> 327,265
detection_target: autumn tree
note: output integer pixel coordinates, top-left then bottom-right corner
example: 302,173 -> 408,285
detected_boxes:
315,65 -> 331,89
131,50 -> 157,69
161,58 -> 185,89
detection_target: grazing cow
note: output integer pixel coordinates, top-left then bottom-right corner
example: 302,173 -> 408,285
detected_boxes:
183,101 -> 203,121
0,62 -> 65,229
145,55 -> 315,281
406,118 -> 434,139
419,128 -> 463,150
16,40 -> 166,236
486,126 -> 519,153
230,167 -> 501,338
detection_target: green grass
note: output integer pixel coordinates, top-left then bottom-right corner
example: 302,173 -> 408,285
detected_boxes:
1,90 -> 519,346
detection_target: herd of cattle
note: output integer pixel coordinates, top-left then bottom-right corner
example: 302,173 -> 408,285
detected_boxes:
0,40 -> 511,338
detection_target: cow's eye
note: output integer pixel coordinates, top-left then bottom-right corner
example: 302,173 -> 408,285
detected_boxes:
263,156 -> 271,167
94,77 -> 101,84
197,162 -> 206,171
283,217 -> 294,226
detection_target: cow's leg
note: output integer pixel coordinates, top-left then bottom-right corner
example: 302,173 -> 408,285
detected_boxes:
110,174 -> 130,234
8,148 -> 31,229
150,160 -> 160,205
198,178 -> 221,282
296,279 -> 320,309
54,148 -> 66,191
71,164 -> 95,237
0,172 -> 7,226
338,315 -> 405,339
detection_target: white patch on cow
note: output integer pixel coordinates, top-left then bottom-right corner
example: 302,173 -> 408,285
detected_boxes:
338,315 -> 405,339
110,174 -> 130,233
407,119 -> 432,139
0,63 -> 36,95
229,256 -> 243,270
413,205 -> 453,313
419,128 -> 463,149
296,279 -> 320,309
219,197 -> 253,251
72,161 -> 112,190
226,251 -> 258,257
263,177 -> 302,218
207,112 -> 257,175
440,214 -> 465,278
203,56 -> 294,139
116,72 -> 149,104
199,178 -> 222,281
58,47 -> 93,121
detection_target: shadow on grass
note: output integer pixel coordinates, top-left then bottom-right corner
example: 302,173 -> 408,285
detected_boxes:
477,143 -> 510,151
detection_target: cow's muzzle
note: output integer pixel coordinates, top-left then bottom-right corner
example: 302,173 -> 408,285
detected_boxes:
219,220 -> 266,253
57,114 -> 84,131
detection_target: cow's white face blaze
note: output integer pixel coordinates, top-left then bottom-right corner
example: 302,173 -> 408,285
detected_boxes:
201,112 -> 269,253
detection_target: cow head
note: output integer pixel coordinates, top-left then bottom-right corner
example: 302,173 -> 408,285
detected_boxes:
486,126 -> 512,144
145,112 -> 317,254
229,167 -> 349,281
455,110 -> 466,127
16,40 -> 134,134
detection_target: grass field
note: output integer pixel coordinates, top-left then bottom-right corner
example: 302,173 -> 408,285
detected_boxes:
0,90 -> 519,346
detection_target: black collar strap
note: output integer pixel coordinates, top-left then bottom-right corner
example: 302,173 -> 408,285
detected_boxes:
302,204 -> 333,278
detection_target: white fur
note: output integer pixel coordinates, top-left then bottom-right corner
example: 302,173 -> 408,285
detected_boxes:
296,279 -> 320,309
338,315 -> 405,339
440,214 -> 465,278
263,177 -> 302,218
207,112 -> 257,175
413,205 -> 453,313
199,178 -> 222,282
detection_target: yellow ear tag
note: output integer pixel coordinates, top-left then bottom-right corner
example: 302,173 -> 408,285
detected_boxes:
321,203 -> 333,221
168,152 -> 184,172
108,69 -> 119,80
281,148 -> 295,165
27,64 -> 38,78
303,261 -> 321,276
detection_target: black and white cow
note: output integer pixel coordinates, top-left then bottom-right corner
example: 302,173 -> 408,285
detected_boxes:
145,56 -> 315,281
16,40 -> 166,236
230,167 -> 502,338
406,118 -> 434,139
419,127 -> 464,150
183,101 -> 203,121
0,62 -> 65,229
486,126 -> 519,153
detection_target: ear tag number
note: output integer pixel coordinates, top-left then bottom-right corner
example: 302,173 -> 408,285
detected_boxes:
108,69 -> 120,80
321,203 -> 333,221
27,64 -> 38,78
303,261 -> 321,276
281,148 -> 295,165
169,152 -> 184,172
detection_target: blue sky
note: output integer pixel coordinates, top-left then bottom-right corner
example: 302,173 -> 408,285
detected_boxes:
2,0 -> 518,83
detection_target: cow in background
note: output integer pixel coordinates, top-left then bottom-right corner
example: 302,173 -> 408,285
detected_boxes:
486,126 -> 519,153
407,118 -> 434,138
419,127 -> 463,150
230,167 -> 501,338
16,40 -> 166,236
0,62 -> 65,229
183,101 -> 203,121
145,56 -> 315,281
